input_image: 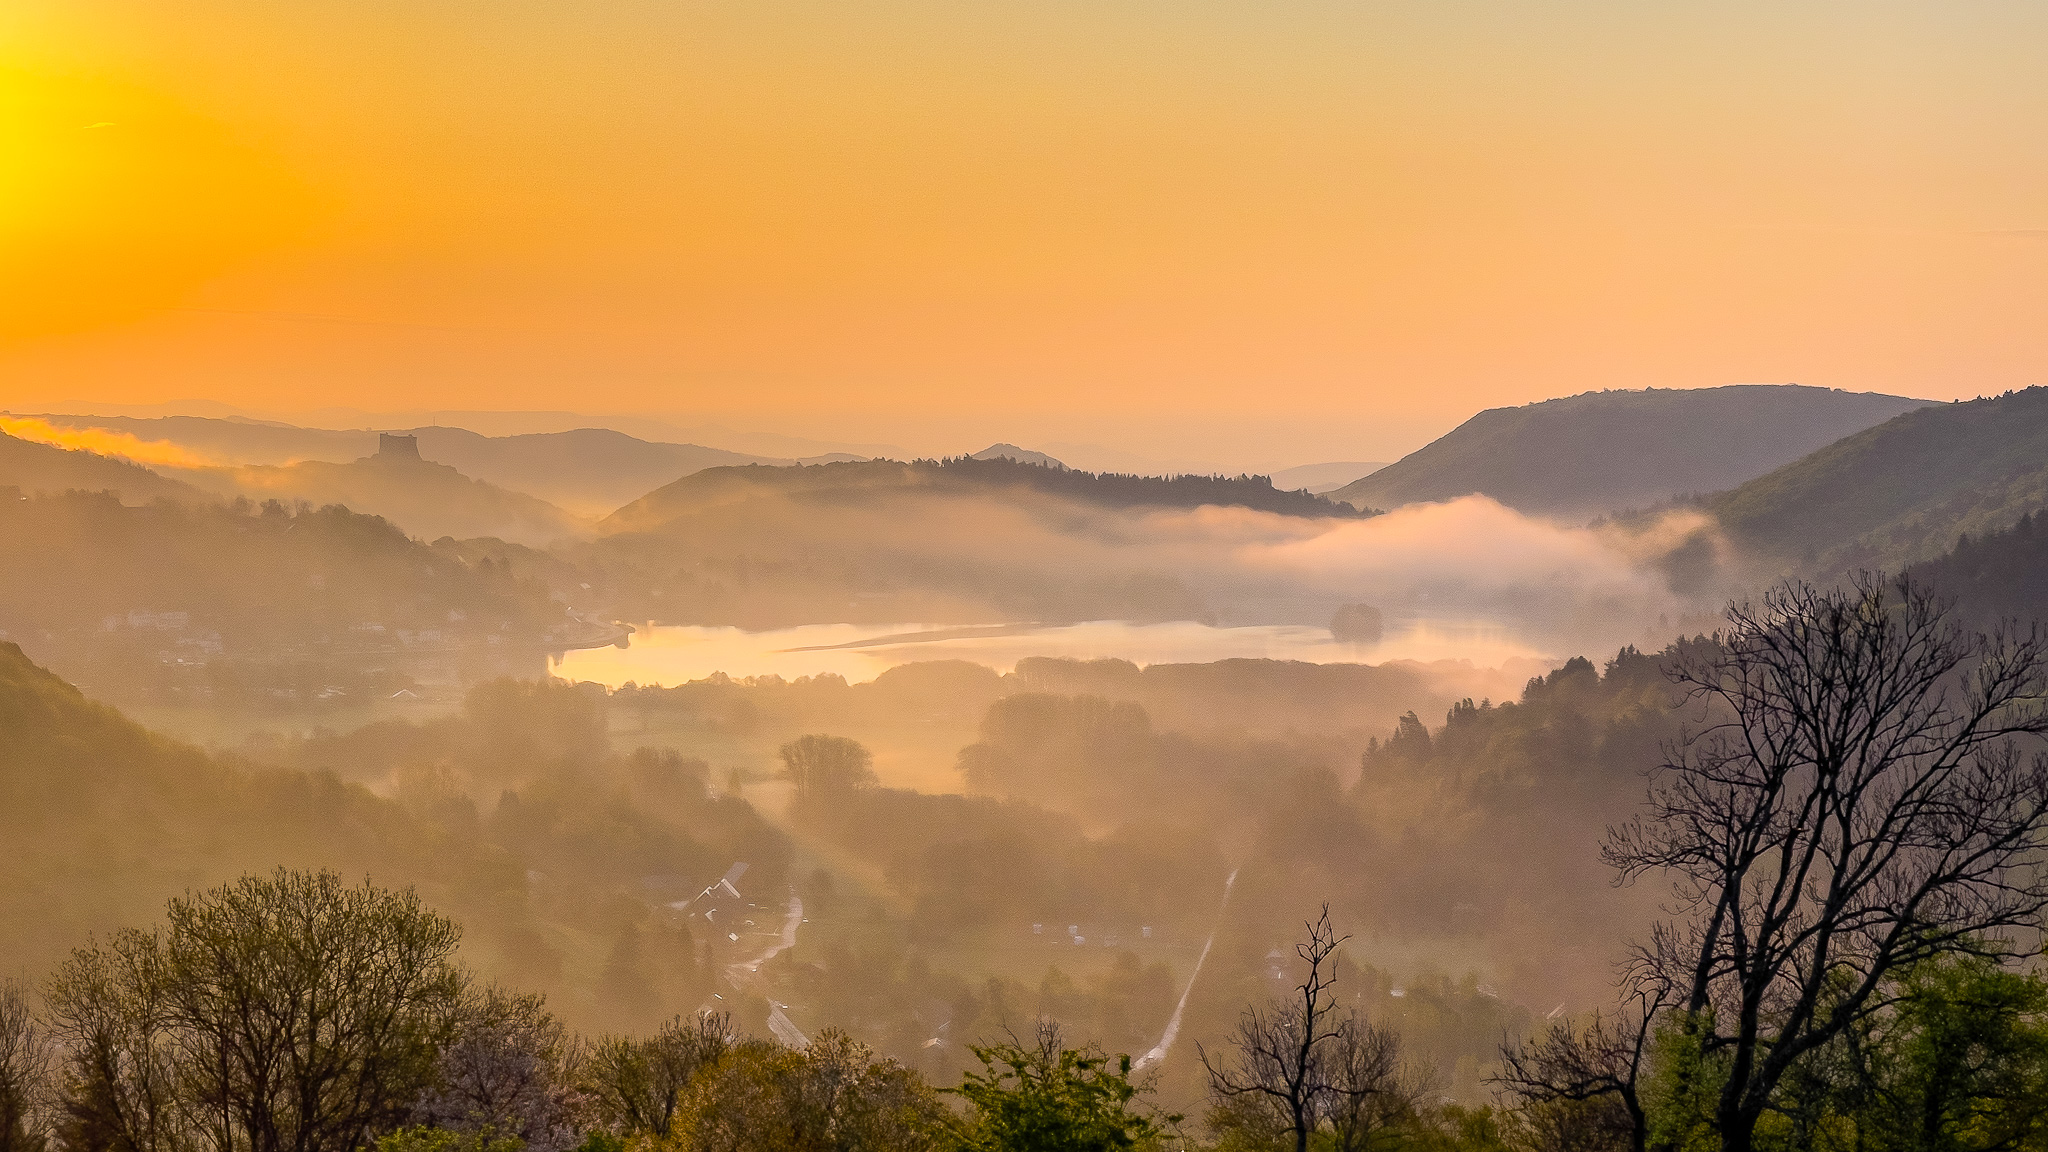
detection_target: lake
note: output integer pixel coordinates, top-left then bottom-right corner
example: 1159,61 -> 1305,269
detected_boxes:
554,616 -> 1544,688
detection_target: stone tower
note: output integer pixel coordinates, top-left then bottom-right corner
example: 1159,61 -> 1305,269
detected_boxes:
377,432 -> 421,460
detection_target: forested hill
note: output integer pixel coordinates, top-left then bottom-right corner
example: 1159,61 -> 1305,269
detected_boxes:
0,431 -> 204,504
1329,384 -> 1925,519
1712,387 -> 2048,575
603,456 -> 1369,534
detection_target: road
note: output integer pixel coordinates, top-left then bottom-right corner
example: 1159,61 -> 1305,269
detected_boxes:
1133,867 -> 1238,1072
726,892 -> 809,1048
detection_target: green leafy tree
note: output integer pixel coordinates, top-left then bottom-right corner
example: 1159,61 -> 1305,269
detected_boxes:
685,1030 -> 943,1152
579,1013 -> 730,1139
46,870 -> 466,1152
947,1023 -> 1170,1152
372,1127 -> 524,1152
1857,955 -> 2048,1151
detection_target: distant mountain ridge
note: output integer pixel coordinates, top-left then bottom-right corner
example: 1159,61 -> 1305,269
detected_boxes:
1712,387 -> 2048,575
18,413 -> 812,515
1329,385 -> 1930,519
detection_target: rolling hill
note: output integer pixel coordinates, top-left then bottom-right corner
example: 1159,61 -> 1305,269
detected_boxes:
1329,385 -> 1928,519
1711,387 -> 2048,575
603,456 -> 1368,535
0,488 -> 580,705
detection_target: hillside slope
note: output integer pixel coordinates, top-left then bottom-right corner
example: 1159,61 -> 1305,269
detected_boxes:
0,432 -> 205,504
1330,385 -> 1927,519
1714,387 -> 2048,574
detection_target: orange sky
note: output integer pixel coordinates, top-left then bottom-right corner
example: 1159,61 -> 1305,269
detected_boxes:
2,1 -> 2045,464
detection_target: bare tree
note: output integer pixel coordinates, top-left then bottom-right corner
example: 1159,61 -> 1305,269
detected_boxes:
1605,576 -> 2048,1152
1202,906 -> 1359,1152
1494,993 -> 1661,1152
0,981 -> 53,1152
1324,1010 -> 1426,1152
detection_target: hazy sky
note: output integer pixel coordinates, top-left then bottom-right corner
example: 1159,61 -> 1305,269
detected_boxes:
3,1 -> 2045,464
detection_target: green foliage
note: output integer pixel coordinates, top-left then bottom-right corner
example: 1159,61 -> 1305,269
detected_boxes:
374,1127 -> 525,1152
682,1030 -> 944,1152
565,1132 -> 622,1152
1855,955 -> 2048,1152
946,1030 -> 1170,1152
46,869 -> 467,1152
581,1014 -> 731,1139
1640,1016 -> 1726,1152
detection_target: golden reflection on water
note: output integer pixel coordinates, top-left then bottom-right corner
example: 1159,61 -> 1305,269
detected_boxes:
554,618 -> 1543,687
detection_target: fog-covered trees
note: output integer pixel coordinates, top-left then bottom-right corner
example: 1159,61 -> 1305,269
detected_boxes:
779,735 -> 878,806
1606,577 -> 2048,1152
46,870 -> 466,1152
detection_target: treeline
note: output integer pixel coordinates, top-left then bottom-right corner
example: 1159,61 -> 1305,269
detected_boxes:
15,869 -> 2043,1152
0,872 -> 1556,1152
912,456 -> 1377,518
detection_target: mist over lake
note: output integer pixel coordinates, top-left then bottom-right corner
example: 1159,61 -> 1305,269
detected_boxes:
555,616 -> 1549,687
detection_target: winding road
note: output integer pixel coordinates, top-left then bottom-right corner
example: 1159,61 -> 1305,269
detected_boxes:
726,892 -> 809,1048
1133,867 -> 1238,1071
